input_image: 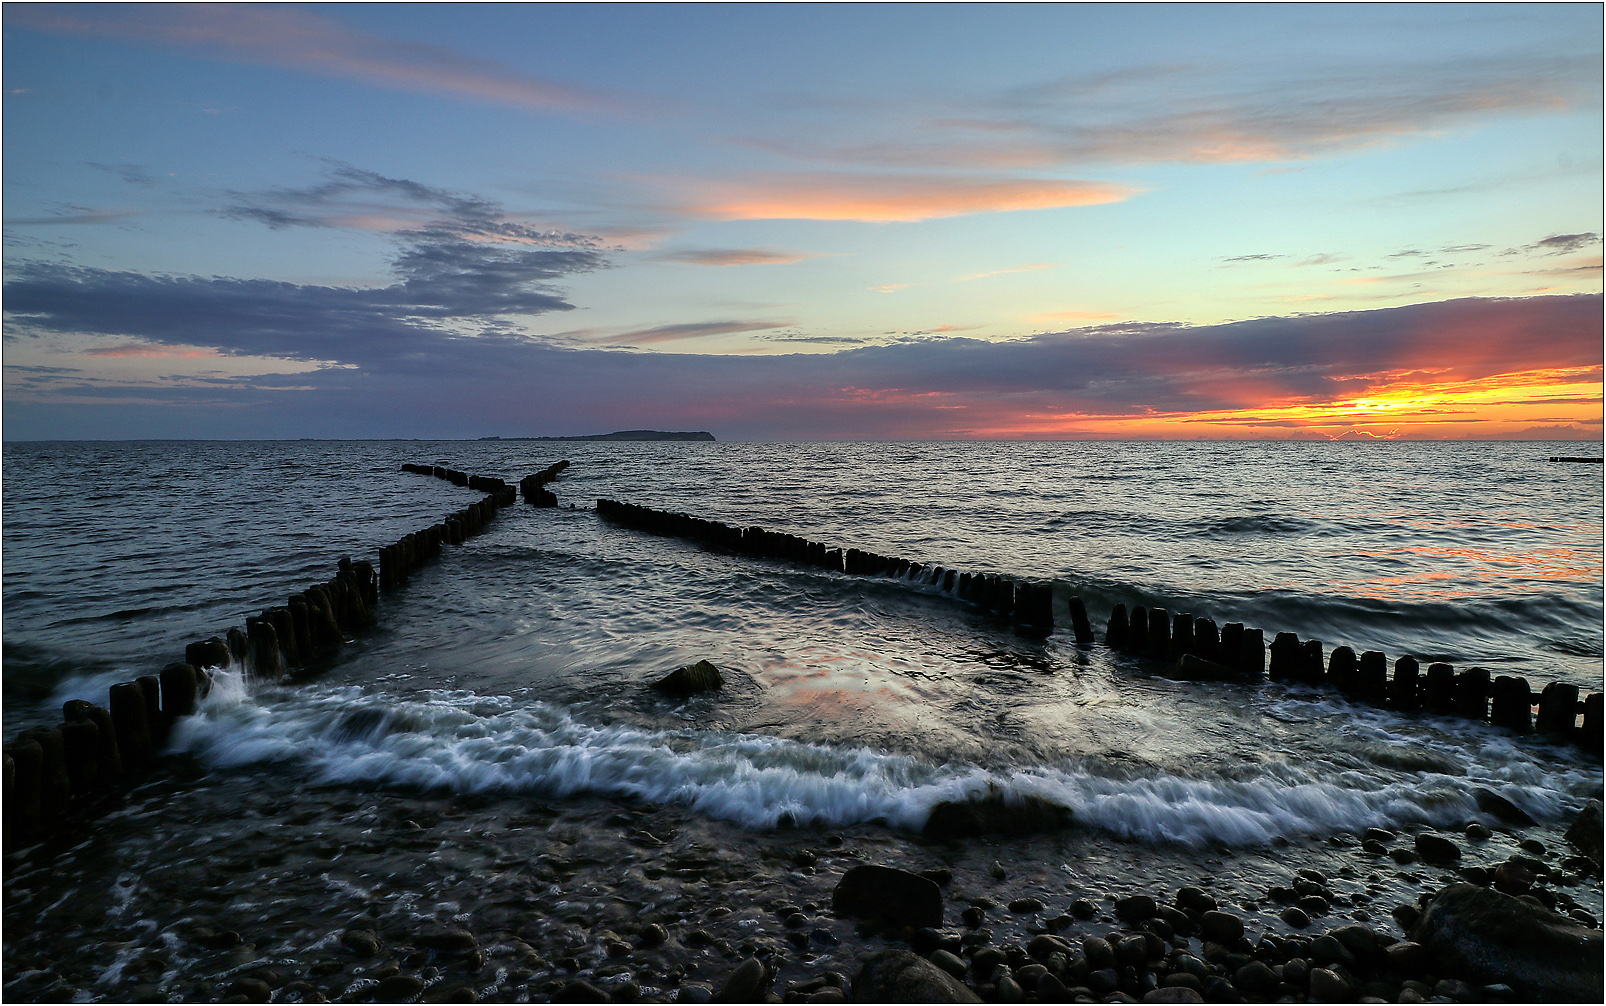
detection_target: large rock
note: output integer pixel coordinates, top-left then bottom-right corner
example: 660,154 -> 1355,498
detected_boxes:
923,792 -> 1072,838
853,949 -> 980,1003
1565,799 -> 1602,866
832,865 -> 943,929
1410,883 -> 1603,1002
651,660 -> 724,695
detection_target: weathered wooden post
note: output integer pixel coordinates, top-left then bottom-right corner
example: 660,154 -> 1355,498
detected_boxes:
1490,676 -> 1532,733
64,701 -> 121,782
1066,596 -> 1094,647
1298,639 -> 1325,687
1328,646 -> 1358,697
1390,656 -> 1421,711
159,662 -> 200,719
1106,604 -> 1129,650
1537,682 -> 1580,737
1128,606 -> 1148,653
1453,667 -> 1491,721
1424,662 -> 1456,712
1238,627 -> 1265,676
1147,607 -> 1171,658
19,727 -> 70,823
1269,632 -> 1301,681
1357,651 -> 1388,706
1172,612 -> 1195,658
109,681 -> 154,772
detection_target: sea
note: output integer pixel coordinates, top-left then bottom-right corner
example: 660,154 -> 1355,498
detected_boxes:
2,439 -> 1602,1002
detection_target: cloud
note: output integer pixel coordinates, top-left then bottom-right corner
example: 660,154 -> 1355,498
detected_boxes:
1471,424 -> 1600,441
220,162 -> 602,249
6,268 -> 1599,440
1529,232 -> 1602,255
957,263 -> 1056,282
598,320 -> 795,345
674,172 -> 1139,222
1221,253 -> 1287,263
4,207 -> 139,226
750,51 -> 1599,174
659,248 -> 812,267
7,3 -> 622,115
88,162 -> 159,187
5,250 -> 602,369
82,344 -> 220,359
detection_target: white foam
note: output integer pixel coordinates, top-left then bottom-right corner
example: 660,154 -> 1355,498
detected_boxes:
168,685 -> 1599,847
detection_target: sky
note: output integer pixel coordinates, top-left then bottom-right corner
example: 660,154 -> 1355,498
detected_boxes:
2,2 -> 1601,441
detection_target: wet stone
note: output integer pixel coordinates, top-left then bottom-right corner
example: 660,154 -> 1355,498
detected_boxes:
1115,894 -> 1157,921
341,929 -> 382,957
1280,906 -> 1311,929
1175,887 -> 1216,913
1199,910 -> 1243,944
1415,833 -> 1461,862
1007,897 -> 1045,914
1309,967 -> 1352,1001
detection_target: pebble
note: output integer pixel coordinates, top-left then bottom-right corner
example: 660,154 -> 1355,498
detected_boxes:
1115,894 -> 1158,921
715,957 -> 768,1003
1083,936 -> 1116,971
1199,910 -> 1243,944
225,978 -> 271,1003
374,975 -> 426,1000
1415,833 -> 1461,862
1465,822 -> 1493,841
1175,886 -> 1216,913
1143,989 -> 1204,1003
1070,898 -> 1098,919
1280,905 -> 1310,928
1007,897 -> 1045,914
639,923 -> 668,947
1309,967 -> 1352,1001
339,929 -> 381,957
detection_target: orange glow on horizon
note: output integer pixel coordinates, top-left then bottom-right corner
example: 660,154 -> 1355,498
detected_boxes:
821,363 -> 1603,440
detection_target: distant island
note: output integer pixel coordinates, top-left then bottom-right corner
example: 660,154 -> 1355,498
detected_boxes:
479,430 -> 716,442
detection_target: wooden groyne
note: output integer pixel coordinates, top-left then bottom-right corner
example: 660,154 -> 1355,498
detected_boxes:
596,499 -> 1059,637
596,497 -> 1601,757
1,460 -> 565,849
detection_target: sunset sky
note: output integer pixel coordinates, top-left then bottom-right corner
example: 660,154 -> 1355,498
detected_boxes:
3,3 -> 1601,441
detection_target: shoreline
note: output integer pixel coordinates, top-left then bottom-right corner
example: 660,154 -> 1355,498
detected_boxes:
3,751 -> 1599,1004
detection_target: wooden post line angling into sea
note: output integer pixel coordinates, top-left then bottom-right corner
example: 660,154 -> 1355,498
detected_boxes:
1,460 -> 567,849
596,497 -> 1602,757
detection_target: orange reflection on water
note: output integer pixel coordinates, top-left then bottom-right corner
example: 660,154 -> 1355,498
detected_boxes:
1340,544 -> 1603,601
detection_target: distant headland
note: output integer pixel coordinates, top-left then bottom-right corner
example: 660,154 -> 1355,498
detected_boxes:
478,430 -> 716,442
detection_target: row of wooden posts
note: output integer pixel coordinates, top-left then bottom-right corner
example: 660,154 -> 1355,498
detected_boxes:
398,459 -> 569,508
1105,602 -> 1600,752
1,461 -> 563,847
596,498 -> 1602,757
596,499 -> 1079,638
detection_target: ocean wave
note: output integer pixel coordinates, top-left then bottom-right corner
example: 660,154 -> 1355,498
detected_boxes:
168,683 -> 1594,847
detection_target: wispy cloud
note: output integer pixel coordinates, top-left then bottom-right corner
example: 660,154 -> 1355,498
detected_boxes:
1529,232 -> 1602,255
673,172 -> 1139,222
598,320 -> 795,345
4,207 -> 139,226
750,53 -> 1599,172
957,262 -> 1056,282
659,248 -> 812,267
7,3 -> 625,115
